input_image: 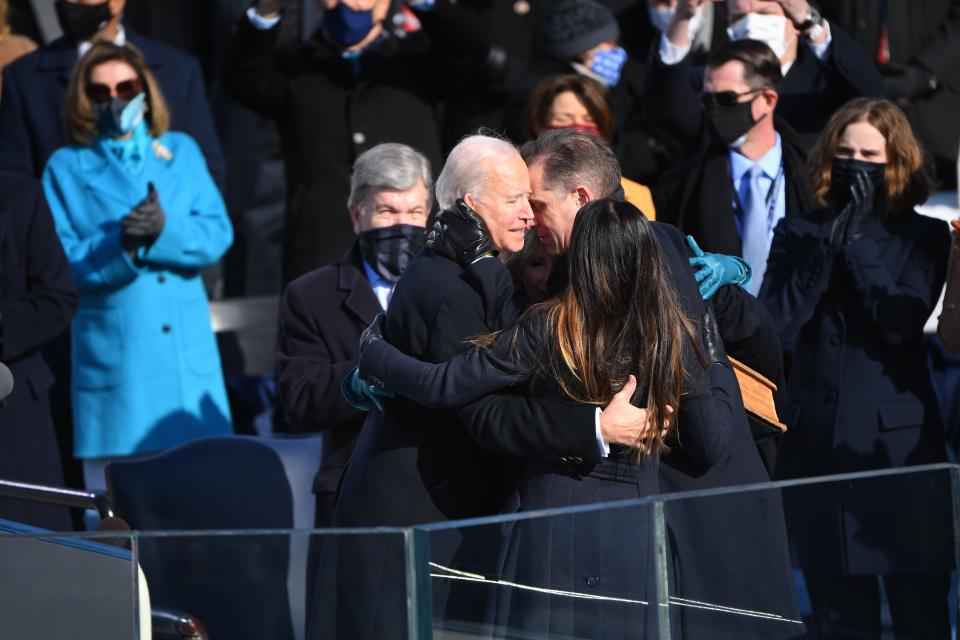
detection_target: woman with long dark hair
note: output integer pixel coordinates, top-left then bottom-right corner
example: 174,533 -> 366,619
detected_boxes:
359,198 -> 741,637
760,98 -> 951,637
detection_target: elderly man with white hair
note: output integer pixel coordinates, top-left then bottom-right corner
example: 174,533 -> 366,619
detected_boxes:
309,134 -> 651,640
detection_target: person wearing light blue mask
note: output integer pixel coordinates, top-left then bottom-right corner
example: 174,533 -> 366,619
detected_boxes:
40,42 -> 234,511
537,0 -> 628,87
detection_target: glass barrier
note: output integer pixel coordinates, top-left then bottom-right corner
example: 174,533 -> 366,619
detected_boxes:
415,463 -> 959,640
0,464 -> 956,640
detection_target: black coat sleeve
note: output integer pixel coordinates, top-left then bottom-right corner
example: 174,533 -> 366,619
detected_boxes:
820,20 -> 885,98
759,215 -> 836,349
642,45 -> 704,147
0,179 -> 78,361
910,0 -> 960,87
671,362 -> 737,472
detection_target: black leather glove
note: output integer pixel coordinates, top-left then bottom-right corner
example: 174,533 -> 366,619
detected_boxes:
121,182 -> 166,251
829,169 -> 875,251
701,307 -> 727,364
883,63 -> 938,100
843,169 -> 875,243
427,198 -> 497,267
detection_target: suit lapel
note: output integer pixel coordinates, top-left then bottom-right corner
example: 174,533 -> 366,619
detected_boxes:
696,150 -> 741,255
338,244 -> 382,326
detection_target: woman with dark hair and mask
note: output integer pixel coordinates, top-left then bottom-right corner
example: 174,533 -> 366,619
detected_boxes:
359,198 -> 746,637
760,97 -> 952,638
42,42 -> 233,505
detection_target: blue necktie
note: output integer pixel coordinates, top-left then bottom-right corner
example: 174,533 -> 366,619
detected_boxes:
740,164 -> 769,295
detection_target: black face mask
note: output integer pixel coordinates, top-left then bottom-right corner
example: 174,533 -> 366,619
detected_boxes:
830,157 -> 886,205
56,0 -> 113,43
705,100 -> 757,146
358,224 -> 426,283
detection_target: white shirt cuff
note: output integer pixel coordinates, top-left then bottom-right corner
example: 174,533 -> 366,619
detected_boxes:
658,32 -> 692,66
804,20 -> 831,60
594,407 -> 610,458
247,6 -> 282,30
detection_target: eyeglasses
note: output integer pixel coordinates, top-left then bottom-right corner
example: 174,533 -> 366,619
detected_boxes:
699,88 -> 763,109
85,78 -> 143,104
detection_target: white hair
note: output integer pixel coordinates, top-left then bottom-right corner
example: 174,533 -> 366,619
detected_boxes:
349,143 -> 433,211
434,135 -> 519,211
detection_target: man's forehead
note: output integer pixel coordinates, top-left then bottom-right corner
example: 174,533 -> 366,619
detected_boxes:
704,60 -> 747,88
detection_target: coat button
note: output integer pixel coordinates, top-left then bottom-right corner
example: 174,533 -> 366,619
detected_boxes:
826,390 -> 837,402
352,132 -> 366,145
583,576 -> 600,587
162,324 -> 171,334
158,274 -> 166,284
569,455 -> 583,465
829,336 -> 840,346
559,456 -> 571,464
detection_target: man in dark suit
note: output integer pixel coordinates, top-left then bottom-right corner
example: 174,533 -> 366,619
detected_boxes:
0,172 -> 78,531
645,0 -> 883,151
0,0 -> 225,186
655,40 -> 820,293
276,142 -> 433,528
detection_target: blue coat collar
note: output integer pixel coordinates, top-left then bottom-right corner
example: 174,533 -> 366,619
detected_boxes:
75,133 -> 172,207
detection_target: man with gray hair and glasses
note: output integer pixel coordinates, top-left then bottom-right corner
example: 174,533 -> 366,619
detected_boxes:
276,142 -> 432,528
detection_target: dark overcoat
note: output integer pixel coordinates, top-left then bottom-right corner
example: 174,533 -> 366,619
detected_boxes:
0,29 -> 224,188
275,241 -> 381,525
0,172 -> 77,530
759,209 -> 952,576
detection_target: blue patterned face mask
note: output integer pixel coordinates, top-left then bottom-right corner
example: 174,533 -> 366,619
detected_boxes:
96,92 -> 146,136
588,46 -> 627,87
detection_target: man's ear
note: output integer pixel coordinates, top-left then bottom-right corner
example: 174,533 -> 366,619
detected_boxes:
463,192 -> 479,210
349,203 -> 362,234
575,185 -> 594,206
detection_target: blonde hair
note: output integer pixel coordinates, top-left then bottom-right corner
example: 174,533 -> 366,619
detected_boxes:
64,42 -> 170,146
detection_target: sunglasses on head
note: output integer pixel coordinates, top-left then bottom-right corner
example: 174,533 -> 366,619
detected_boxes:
699,88 -> 763,109
85,78 -> 143,104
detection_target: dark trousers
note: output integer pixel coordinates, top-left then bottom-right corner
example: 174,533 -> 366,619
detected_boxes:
805,573 -> 951,639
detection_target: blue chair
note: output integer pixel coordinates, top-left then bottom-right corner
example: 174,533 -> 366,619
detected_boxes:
106,435 -> 323,640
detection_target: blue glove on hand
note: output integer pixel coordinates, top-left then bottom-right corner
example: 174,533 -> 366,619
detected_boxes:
341,365 -> 394,412
686,235 -> 752,300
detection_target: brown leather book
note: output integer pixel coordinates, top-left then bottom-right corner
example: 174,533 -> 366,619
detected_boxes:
729,357 -> 787,439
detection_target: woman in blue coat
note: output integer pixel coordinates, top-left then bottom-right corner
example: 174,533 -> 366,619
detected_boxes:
42,42 -> 233,491
760,98 -> 951,638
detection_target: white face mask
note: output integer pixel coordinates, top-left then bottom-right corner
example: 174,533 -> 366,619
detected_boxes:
726,13 -> 788,60
648,3 -> 704,39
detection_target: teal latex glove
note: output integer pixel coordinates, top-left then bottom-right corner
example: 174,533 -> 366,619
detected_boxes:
686,235 -> 753,300
341,365 -> 394,412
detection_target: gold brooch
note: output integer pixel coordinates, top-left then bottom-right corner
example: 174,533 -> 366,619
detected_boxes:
152,140 -> 173,161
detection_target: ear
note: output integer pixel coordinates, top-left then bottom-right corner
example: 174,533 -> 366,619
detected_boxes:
757,88 -> 778,119
463,192 -> 479,211
349,203 -> 362,234
574,185 -> 594,206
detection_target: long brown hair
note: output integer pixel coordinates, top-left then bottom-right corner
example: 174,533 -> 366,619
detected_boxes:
64,42 -> 170,146
808,97 -> 931,214
521,199 -> 698,459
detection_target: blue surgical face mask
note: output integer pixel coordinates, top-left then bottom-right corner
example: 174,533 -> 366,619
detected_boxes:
96,92 -> 146,136
323,4 -> 375,47
588,46 -> 627,87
